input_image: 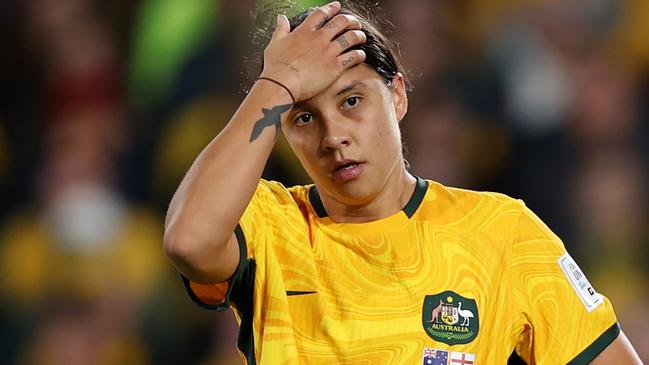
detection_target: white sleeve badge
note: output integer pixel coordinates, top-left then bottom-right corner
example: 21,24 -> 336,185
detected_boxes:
557,252 -> 604,312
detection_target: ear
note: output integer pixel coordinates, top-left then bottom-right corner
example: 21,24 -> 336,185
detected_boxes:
390,72 -> 408,122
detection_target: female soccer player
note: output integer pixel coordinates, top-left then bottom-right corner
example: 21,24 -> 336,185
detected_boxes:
164,2 -> 642,363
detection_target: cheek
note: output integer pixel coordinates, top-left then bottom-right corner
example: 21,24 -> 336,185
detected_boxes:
371,115 -> 401,150
285,132 -> 318,168
379,129 -> 402,162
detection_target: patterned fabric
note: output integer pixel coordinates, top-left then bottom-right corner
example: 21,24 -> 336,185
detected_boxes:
185,178 -> 617,364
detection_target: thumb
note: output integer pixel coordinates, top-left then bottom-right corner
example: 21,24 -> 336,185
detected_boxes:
272,14 -> 290,40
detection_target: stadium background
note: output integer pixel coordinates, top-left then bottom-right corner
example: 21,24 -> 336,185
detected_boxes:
0,0 -> 648,363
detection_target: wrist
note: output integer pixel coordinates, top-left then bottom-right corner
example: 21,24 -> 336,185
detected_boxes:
257,76 -> 296,104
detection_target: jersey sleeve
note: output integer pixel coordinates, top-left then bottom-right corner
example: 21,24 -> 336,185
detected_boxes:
182,179 -> 294,311
510,201 -> 619,364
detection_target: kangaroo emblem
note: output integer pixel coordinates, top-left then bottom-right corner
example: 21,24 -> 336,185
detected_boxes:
427,300 -> 443,323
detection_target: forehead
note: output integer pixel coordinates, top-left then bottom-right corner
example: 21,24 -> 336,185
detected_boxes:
312,64 -> 386,101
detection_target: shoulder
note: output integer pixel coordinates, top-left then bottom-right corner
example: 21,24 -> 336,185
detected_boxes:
417,179 -> 525,224
255,179 -> 305,202
427,179 -> 518,204
251,179 -> 313,215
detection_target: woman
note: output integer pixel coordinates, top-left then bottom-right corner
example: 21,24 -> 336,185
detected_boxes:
164,2 -> 642,363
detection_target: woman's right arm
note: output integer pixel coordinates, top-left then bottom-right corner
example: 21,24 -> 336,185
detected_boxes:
163,1 -> 367,284
163,79 -> 292,284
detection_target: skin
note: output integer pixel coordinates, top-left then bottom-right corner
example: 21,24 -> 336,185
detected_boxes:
281,63 -> 414,223
592,331 -> 643,364
164,1 -> 365,285
163,1 -> 642,362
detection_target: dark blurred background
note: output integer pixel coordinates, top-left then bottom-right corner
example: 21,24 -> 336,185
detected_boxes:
0,0 -> 647,364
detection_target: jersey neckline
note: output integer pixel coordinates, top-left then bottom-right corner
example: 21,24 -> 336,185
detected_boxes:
308,175 -> 428,222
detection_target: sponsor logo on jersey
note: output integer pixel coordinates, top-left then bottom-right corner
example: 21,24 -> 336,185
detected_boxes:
422,348 -> 476,365
422,291 -> 479,345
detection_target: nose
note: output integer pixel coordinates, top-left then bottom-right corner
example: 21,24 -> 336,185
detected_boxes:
320,117 -> 351,152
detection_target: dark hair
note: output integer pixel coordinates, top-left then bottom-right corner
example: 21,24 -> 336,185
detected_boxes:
248,1 -> 410,91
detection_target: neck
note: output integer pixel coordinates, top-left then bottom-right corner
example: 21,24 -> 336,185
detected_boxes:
319,167 -> 417,223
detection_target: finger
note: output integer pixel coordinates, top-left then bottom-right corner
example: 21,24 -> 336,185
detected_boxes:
299,1 -> 341,31
320,14 -> 362,39
272,14 -> 290,40
331,30 -> 366,53
338,49 -> 366,70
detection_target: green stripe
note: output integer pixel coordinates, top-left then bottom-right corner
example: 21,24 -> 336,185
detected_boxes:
180,225 -> 256,364
566,322 -> 620,365
402,176 -> 428,218
181,225 -> 250,311
235,260 -> 256,365
230,226 -> 256,365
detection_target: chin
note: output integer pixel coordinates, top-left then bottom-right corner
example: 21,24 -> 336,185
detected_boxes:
331,179 -> 377,205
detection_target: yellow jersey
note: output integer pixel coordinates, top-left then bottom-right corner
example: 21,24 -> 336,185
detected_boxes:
183,177 -> 618,364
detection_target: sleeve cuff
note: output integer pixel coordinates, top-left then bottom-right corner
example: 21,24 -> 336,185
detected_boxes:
181,224 -> 250,311
566,322 -> 621,365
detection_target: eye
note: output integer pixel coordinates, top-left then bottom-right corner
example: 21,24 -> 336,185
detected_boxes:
342,96 -> 361,110
294,113 -> 314,126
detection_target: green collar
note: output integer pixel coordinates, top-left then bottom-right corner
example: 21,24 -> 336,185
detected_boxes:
308,176 -> 428,219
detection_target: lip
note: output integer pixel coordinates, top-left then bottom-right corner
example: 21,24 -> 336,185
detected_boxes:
331,159 -> 365,181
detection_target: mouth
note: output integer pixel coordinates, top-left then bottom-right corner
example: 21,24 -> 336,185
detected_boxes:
331,159 -> 365,181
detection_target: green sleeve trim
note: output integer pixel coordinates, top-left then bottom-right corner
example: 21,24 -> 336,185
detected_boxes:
181,224 -> 250,311
566,322 -> 620,365
235,259 -> 256,365
180,224 -> 257,364
402,176 -> 428,218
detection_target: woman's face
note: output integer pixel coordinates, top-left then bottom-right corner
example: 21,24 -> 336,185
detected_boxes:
282,63 -> 408,206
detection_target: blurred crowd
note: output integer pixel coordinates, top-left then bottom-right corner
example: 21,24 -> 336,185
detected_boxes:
0,0 -> 647,364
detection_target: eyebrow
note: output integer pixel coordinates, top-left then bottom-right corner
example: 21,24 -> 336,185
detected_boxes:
335,81 -> 367,97
292,81 -> 368,112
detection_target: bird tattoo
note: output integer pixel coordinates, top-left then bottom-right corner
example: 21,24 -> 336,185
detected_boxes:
250,104 -> 292,142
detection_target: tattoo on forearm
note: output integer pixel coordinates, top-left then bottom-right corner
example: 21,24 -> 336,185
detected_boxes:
250,104 -> 292,142
335,35 -> 350,49
342,56 -> 354,66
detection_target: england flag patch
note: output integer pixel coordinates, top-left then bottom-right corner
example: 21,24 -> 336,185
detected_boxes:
450,351 -> 475,364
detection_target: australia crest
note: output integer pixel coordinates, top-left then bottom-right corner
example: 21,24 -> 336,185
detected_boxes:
422,291 -> 479,345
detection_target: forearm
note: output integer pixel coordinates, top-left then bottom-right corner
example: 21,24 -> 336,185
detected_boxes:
164,1 -> 365,282
164,80 -> 292,271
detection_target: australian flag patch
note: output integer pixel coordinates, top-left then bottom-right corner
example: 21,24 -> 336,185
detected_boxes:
423,348 -> 449,365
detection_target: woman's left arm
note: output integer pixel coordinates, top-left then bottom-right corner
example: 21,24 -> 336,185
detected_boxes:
591,331 -> 643,364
